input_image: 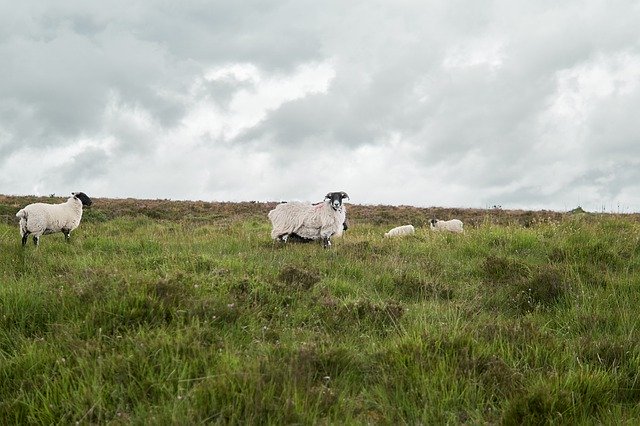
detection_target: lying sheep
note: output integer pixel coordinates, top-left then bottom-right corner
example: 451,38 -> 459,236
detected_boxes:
16,192 -> 93,246
268,191 -> 349,248
430,218 -> 464,233
384,224 -> 415,238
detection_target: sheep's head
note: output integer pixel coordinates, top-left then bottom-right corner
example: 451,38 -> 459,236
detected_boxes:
72,192 -> 93,207
429,219 -> 439,228
325,191 -> 349,210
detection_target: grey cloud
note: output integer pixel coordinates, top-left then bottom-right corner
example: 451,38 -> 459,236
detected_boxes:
115,1 -> 324,71
0,27 -> 185,149
2,0 -> 640,209
586,89 -> 640,157
237,93 -> 370,150
205,77 -> 257,110
235,0 -> 640,201
0,0 -> 326,157
60,146 -> 110,186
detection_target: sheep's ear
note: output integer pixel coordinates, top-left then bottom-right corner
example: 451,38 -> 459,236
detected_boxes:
341,192 -> 349,200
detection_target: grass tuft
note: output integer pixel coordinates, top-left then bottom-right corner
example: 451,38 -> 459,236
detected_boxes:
393,271 -> 454,301
277,265 -> 322,290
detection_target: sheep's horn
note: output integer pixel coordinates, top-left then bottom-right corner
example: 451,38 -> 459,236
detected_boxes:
341,192 -> 349,200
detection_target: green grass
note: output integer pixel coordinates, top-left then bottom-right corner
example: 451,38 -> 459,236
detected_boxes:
2,197 -> 640,423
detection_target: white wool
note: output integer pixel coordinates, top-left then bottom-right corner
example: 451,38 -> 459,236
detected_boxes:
268,200 -> 346,246
384,224 -> 415,238
16,195 -> 87,245
430,219 -> 464,234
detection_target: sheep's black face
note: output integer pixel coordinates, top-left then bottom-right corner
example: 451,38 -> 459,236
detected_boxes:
73,192 -> 93,207
325,191 -> 349,210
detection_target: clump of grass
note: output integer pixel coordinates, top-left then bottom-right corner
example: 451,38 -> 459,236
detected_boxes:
320,298 -> 405,334
148,273 -> 195,308
427,335 -> 523,399
277,265 -> 322,290
575,313 -> 618,334
460,353 -> 523,400
578,338 -> 637,371
617,369 -> 640,404
502,386 -> 573,425
393,271 -> 453,301
476,318 -> 554,358
482,261 -> 570,315
513,266 -> 570,314
189,298 -> 241,325
191,254 -> 221,274
502,373 -> 614,424
376,333 -> 523,420
482,255 -> 531,283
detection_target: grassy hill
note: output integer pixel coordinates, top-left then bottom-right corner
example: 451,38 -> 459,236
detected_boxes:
1,195 -> 640,424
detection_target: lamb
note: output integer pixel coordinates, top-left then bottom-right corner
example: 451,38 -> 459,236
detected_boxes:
268,191 -> 349,248
429,218 -> 464,234
384,224 -> 415,238
16,192 -> 93,246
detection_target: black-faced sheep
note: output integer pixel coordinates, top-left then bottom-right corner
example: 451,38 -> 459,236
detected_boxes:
16,192 -> 93,246
268,191 -> 349,248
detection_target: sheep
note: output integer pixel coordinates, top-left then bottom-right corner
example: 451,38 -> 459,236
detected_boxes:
16,192 -> 93,246
286,217 -> 349,244
429,218 -> 464,234
384,224 -> 415,238
268,191 -> 349,248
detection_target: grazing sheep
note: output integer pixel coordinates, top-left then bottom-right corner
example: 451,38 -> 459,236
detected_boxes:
16,192 -> 93,246
268,191 -> 349,248
384,224 -> 415,238
429,218 -> 464,234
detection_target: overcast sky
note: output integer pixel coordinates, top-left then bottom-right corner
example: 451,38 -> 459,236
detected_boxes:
1,1 -> 639,211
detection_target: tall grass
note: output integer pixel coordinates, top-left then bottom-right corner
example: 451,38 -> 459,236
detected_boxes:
1,198 -> 640,423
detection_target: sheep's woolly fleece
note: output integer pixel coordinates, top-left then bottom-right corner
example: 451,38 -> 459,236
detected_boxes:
430,219 -> 464,233
16,192 -> 92,245
268,200 -> 346,241
384,224 -> 415,238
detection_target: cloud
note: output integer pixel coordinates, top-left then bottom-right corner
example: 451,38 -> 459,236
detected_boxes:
1,0 -> 640,211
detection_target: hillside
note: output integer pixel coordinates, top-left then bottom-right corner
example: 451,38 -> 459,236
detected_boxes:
2,194 -> 640,423
0,194 -> 598,228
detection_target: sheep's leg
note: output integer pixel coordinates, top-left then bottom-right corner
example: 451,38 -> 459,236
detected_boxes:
33,235 -> 40,246
275,233 -> 289,243
62,229 -> 71,242
320,228 -> 335,249
21,231 -> 30,246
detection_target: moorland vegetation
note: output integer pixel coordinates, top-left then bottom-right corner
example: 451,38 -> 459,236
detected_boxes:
1,195 -> 639,424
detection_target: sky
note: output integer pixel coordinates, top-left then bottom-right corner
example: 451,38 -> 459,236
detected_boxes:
1,0 -> 640,212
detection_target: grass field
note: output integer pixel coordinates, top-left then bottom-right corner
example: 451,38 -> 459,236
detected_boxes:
1,195 -> 640,424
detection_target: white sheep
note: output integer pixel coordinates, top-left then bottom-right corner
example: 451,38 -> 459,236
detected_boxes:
16,192 -> 93,246
429,218 -> 464,234
268,191 -> 349,248
384,224 -> 415,238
